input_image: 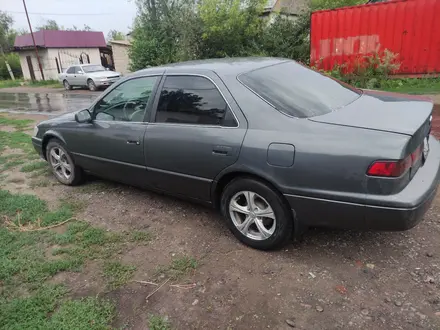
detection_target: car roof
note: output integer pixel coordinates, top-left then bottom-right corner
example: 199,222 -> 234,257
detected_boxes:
131,57 -> 288,77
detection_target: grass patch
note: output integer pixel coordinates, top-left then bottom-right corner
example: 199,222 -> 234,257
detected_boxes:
149,314 -> 171,330
28,166 -> 52,178
103,261 -> 136,290
0,191 -> 125,290
28,79 -> 62,88
156,255 -> 197,280
0,284 -> 114,329
129,230 -> 153,243
0,79 -> 61,89
380,77 -> 440,95
46,297 -> 114,329
0,79 -> 23,89
0,189 -> 75,227
0,131 -> 34,155
2,159 -> 26,171
0,115 -> 34,131
21,160 -> 47,173
0,190 -> 138,328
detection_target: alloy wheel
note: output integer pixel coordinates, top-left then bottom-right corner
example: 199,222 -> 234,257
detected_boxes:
49,147 -> 72,180
229,191 -> 276,241
88,80 -> 96,91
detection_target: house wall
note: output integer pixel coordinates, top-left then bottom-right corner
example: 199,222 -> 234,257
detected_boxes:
18,49 -> 48,81
17,47 -> 101,81
111,43 -> 131,75
47,48 -> 101,74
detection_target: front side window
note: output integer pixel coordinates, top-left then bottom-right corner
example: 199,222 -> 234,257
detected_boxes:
239,61 -> 362,118
155,76 -> 236,127
66,67 -> 75,74
93,76 -> 158,122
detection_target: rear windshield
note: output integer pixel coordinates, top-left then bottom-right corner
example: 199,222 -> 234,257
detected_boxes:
238,61 -> 362,118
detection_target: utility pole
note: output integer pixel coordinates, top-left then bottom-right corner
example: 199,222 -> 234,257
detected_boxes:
22,0 -> 45,81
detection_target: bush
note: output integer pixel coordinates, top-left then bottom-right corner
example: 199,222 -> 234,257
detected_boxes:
325,50 -> 401,89
261,12 -> 311,64
0,53 -> 22,80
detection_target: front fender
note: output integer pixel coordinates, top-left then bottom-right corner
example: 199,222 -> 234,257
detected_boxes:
43,130 -> 66,145
41,130 -> 67,159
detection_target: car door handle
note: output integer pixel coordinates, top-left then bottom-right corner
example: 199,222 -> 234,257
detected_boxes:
212,145 -> 232,155
127,140 -> 140,145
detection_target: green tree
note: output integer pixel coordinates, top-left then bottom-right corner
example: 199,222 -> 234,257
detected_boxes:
36,19 -> 60,31
261,0 -> 365,64
129,0 -> 201,70
198,0 -> 266,58
107,30 -> 126,41
0,11 -> 14,52
67,24 -> 93,31
261,11 -> 311,63
0,11 -> 23,79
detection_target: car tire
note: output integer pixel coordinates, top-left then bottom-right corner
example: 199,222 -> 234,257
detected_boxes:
63,80 -> 72,90
87,79 -> 97,91
220,177 -> 293,250
46,139 -> 83,186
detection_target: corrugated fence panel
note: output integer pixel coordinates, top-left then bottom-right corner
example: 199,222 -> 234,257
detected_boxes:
310,0 -> 440,75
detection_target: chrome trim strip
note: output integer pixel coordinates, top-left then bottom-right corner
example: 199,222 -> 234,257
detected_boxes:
284,193 -> 417,211
147,166 -> 213,183
72,152 -> 147,169
93,120 -> 148,125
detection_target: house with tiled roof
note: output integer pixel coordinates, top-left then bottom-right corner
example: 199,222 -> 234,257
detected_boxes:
14,30 -> 111,81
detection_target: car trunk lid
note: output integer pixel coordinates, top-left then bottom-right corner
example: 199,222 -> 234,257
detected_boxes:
309,90 -> 433,136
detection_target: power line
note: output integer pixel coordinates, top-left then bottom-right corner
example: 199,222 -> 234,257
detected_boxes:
5,10 -> 120,16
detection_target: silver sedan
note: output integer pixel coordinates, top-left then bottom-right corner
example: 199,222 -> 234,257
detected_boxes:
59,64 -> 121,91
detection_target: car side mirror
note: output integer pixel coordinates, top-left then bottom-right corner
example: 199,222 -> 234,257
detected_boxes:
75,109 -> 92,123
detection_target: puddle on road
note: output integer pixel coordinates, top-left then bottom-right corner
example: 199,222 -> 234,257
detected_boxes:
0,92 -> 97,115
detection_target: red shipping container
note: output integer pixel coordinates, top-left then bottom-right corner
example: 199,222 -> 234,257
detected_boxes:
310,0 -> 440,75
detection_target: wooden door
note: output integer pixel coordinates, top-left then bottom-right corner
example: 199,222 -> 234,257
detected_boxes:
26,56 -> 36,81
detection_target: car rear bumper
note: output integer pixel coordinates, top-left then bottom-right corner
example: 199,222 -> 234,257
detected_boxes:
284,136 -> 440,231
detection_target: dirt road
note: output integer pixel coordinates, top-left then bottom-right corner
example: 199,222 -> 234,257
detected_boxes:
1,111 -> 439,329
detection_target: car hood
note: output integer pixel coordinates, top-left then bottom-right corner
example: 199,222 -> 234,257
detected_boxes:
309,90 -> 433,136
39,112 -> 77,125
87,71 -> 121,78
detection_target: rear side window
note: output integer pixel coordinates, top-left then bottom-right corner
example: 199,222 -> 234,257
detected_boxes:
66,67 -> 75,74
239,61 -> 362,118
155,76 -> 237,127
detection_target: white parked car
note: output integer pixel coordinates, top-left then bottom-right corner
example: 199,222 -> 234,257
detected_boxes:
59,64 -> 121,91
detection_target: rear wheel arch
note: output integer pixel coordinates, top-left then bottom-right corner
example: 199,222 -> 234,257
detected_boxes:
213,170 -> 288,209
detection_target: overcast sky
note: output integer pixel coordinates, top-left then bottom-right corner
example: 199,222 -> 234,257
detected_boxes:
2,0 -> 137,38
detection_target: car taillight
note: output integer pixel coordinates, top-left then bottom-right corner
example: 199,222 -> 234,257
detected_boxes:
367,142 -> 424,177
411,143 -> 423,164
367,157 -> 411,177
